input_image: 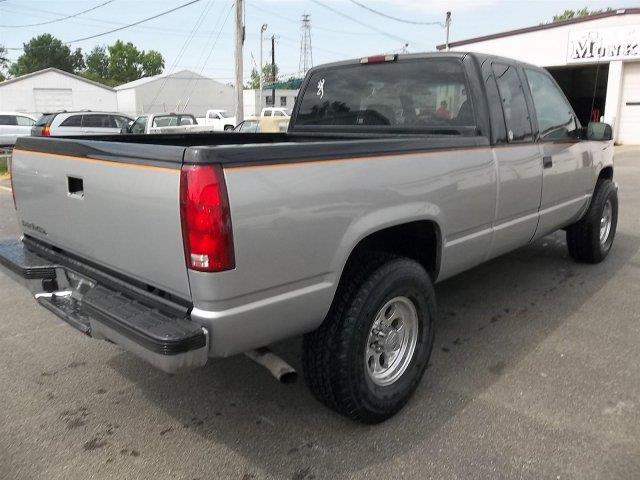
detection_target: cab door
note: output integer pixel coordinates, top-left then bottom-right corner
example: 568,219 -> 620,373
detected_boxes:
523,68 -> 594,239
485,60 -> 543,258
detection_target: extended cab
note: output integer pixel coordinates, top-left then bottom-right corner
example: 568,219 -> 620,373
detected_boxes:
0,53 -> 617,423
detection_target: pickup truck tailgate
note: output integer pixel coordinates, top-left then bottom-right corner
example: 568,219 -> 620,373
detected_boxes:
11,140 -> 191,299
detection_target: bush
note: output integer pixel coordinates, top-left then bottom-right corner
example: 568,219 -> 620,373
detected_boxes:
0,157 -> 7,175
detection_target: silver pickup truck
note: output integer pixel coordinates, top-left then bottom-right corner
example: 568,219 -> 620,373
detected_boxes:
0,52 -> 617,423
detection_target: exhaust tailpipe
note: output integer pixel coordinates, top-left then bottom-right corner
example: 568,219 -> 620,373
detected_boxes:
245,348 -> 298,384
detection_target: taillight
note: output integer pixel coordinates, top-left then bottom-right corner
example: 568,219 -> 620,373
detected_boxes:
8,156 -> 17,209
42,126 -> 50,136
180,164 -> 235,272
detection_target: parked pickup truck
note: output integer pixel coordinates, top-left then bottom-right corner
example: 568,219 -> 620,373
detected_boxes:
196,109 -> 237,131
0,52 -> 617,423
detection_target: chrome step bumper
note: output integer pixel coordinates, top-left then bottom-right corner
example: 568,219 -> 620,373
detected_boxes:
0,238 -> 208,374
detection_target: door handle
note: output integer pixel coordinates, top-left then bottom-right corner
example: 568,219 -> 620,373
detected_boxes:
543,156 -> 553,169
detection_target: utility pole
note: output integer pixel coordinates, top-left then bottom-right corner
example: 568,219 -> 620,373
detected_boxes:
259,23 -> 268,115
234,0 -> 244,123
271,34 -> 276,110
445,11 -> 451,51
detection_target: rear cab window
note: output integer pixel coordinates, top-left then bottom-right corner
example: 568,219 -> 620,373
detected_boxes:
293,58 -> 476,135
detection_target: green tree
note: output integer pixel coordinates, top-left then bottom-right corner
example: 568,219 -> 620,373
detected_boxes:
83,46 -> 109,83
9,34 -> 84,76
141,50 -> 164,77
0,45 -> 9,82
104,40 -> 164,85
552,7 -> 611,22
262,62 -> 278,85
246,68 -> 261,89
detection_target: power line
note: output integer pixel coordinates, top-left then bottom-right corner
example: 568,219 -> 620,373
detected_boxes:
309,0 -> 412,45
64,0 -> 202,44
245,1 -> 379,36
347,0 -> 445,27
0,0 -> 115,28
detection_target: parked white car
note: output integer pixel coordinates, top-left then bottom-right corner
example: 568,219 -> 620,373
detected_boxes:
260,107 -> 290,118
125,113 -> 217,135
31,111 -> 132,137
197,110 -> 237,131
0,112 -> 37,147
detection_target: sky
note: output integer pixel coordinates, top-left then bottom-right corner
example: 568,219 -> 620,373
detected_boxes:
0,0 -> 634,84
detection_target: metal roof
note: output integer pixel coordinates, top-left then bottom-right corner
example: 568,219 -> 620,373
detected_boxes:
0,67 -> 114,91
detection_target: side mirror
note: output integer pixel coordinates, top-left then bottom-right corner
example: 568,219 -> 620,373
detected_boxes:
587,122 -> 612,141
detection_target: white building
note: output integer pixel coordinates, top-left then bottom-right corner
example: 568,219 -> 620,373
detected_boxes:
243,89 -> 299,116
0,68 -> 117,116
438,8 -> 640,144
115,69 -> 235,118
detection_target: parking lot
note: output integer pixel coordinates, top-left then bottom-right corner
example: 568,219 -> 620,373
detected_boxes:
0,147 -> 638,480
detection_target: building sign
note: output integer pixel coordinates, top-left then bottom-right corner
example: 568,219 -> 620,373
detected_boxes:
567,25 -> 639,63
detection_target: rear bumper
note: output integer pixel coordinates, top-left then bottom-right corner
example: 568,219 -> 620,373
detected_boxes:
0,237 -> 209,374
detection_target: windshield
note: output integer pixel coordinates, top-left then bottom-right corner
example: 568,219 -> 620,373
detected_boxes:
295,58 -> 476,135
218,111 -> 230,118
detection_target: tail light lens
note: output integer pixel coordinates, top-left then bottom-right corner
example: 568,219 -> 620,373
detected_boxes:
180,164 -> 235,272
42,126 -> 50,136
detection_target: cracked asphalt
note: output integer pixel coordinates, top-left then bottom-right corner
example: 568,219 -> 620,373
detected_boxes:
0,148 -> 639,480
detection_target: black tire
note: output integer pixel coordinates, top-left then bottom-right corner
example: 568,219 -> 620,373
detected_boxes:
303,253 -> 436,424
566,179 -> 618,263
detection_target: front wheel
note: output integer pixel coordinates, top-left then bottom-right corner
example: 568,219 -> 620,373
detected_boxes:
224,125 -> 234,131
303,254 -> 436,423
566,179 -> 618,263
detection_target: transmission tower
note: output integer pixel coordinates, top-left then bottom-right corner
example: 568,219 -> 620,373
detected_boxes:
299,13 -> 313,76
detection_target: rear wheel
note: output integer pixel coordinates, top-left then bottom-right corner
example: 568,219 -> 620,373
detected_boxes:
303,254 -> 436,423
566,179 -> 618,263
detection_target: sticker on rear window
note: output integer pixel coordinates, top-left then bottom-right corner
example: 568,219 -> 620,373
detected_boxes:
317,79 -> 325,100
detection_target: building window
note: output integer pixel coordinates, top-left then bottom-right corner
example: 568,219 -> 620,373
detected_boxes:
266,95 -> 274,106
280,96 -> 287,107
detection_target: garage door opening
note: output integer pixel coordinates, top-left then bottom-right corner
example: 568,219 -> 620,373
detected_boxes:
546,64 -> 609,126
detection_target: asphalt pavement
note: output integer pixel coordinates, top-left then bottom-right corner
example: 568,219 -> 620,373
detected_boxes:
0,148 -> 638,480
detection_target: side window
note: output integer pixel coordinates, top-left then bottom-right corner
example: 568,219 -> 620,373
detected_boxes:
492,63 -> 533,142
60,115 -> 82,127
0,115 -> 17,126
263,110 -> 272,117
130,116 -> 147,134
525,68 -> 579,140
83,114 -> 114,128
16,116 -> 35,126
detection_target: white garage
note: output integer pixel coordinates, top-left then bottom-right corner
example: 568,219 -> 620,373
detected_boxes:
0,68 -> 117,117
439,8 -> 640,144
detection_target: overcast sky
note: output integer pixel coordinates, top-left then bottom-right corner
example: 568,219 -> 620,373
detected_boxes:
0,0 -> 630,83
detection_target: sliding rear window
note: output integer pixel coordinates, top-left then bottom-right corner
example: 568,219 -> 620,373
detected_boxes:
294,58 -> 476,135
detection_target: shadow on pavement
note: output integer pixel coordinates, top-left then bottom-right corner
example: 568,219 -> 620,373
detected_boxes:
108,230 -> 640,478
